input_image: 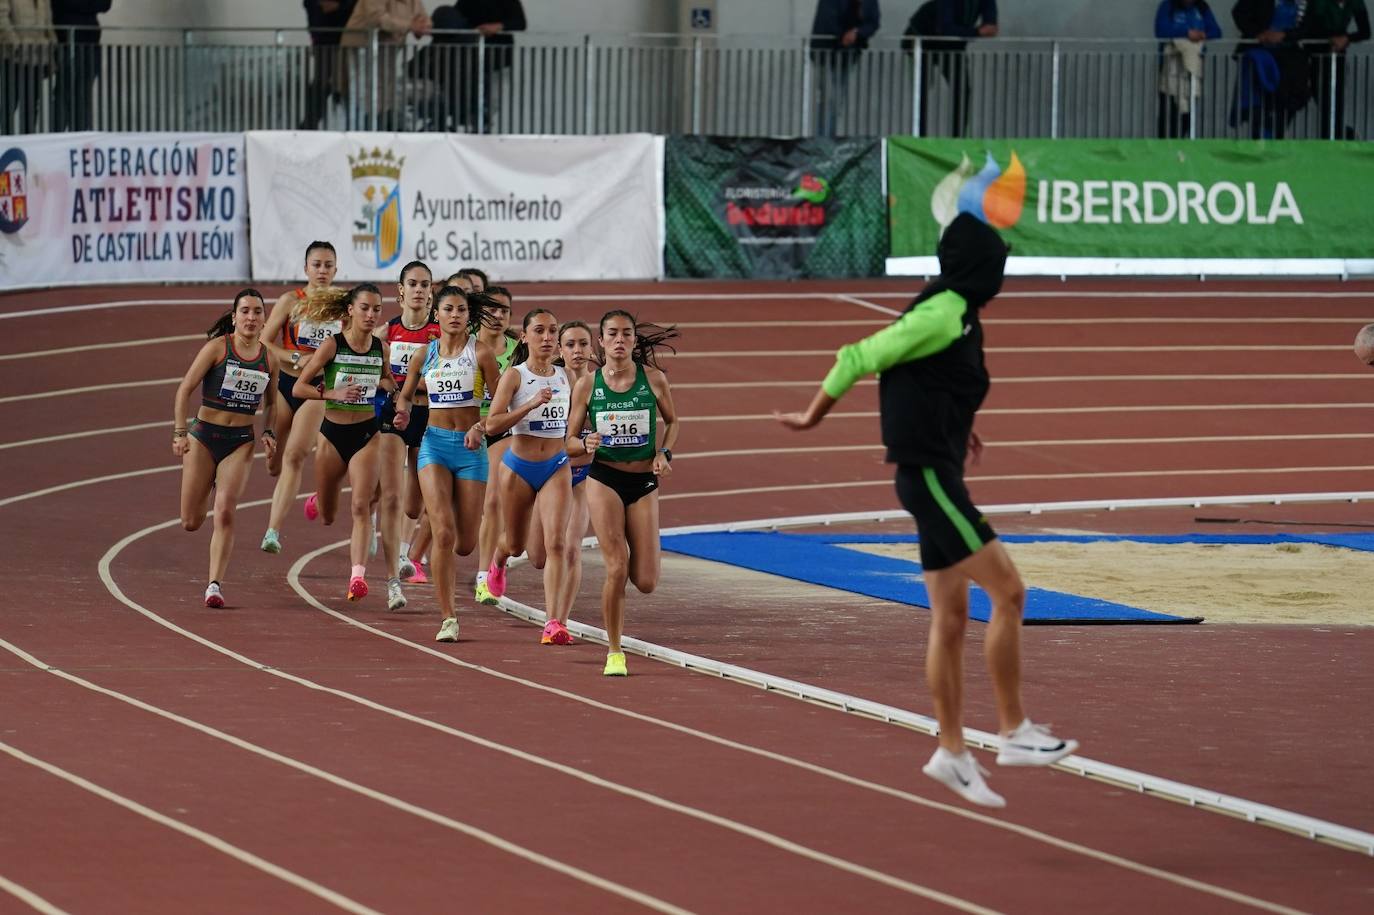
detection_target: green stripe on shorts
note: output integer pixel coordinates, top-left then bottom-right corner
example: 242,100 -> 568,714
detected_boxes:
922,466 -> 984,554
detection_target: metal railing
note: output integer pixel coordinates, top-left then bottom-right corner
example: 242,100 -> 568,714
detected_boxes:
2,28 -> 1369,139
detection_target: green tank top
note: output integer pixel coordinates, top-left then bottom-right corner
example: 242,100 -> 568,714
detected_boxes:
479,333 -> 520,417
324,332 -> 384,414
588,364 -> 657,463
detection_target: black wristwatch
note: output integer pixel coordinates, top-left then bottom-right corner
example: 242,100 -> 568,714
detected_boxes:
659,448 -> 672,462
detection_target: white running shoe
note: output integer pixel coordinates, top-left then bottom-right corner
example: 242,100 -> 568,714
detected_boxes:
386,578 -> 407,611
398,555 -> 416,580
435,616 -> 459,642
204,582 -> 224,609
923,748 -> 1006,808
996,719 -> 1079,767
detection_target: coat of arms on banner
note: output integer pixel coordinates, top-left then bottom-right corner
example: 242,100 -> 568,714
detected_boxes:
0,148 -> 31,235
348,147 -> 404,269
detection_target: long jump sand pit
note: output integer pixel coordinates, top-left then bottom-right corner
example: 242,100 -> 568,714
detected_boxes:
844,540 -> 1374,625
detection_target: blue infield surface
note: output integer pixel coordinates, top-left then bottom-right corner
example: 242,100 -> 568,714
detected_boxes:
658,531 -> 1374,625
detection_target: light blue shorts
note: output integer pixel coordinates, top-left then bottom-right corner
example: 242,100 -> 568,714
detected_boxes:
503,449 -> 569,493
418,425 -> 489,481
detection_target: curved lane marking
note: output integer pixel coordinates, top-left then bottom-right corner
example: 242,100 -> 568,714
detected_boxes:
285,540 -> 1312,913
0,734 -> 380,915
0,299 -> 222,320
0,874 -> 71,915
94,522 -> 993,914
0,378 -> 178,405
0,335 -> 200,361
0,422 -> 165,452
1,633 -> 695,915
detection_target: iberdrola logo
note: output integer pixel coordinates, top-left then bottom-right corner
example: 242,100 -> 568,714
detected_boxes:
931,151 -> 1026,232
793,173 -> 830,204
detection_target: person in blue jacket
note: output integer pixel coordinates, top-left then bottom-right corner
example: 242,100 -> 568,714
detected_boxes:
1154,0 -> 1223,137
810,0 -> 881,136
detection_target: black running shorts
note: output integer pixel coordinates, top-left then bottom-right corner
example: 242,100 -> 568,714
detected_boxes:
894,463 -> 997,571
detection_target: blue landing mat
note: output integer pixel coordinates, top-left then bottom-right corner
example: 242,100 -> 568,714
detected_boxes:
655,531 -> 1357,624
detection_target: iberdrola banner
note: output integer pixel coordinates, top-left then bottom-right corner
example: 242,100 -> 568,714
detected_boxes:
665,137 -> 886,279
245,132 -> 663,282
887,138 -> 1374,261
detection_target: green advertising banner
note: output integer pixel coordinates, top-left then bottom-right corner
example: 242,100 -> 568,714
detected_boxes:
665,137 -> 887,278
888,139 -> 1374,259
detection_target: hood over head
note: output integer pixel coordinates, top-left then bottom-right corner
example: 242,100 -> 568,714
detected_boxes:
909,213 -> 1009,311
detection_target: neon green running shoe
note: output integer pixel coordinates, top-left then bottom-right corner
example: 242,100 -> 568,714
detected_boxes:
474,580 -> 499,606
603,652 -> 628,677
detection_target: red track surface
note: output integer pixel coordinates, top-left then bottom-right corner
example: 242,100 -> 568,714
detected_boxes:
1,279 -> 1372,914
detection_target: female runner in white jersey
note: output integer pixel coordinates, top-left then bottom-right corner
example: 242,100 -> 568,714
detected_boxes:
292,284 -> 399,602
564,312 -> 680,676
472,286 -> 520,605
259,240 -> 340,554
172,290 -> 280,608
394,285 -> 501,643
524,320 -> 598,644
480,309 -> 577,646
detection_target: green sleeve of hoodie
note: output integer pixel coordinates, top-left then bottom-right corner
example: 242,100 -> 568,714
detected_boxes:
820,290 -> 969,399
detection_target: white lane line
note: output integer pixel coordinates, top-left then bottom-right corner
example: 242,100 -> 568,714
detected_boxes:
92,529 -> 995,914
0,466 -> 178,509
677,434 -> 1374,460
0,378 -> 178,405
865,292 -> 1374,300
693,404 -> 1374,422
673,320 -> 885,328
665,346 -> 1349,357
983,317 -> 1373,325
0,874 -> 71,915
0,299 -> 223,320
834,294 -> 903,316
661,465 -> 1374,501
0,422 -> 165,452
0,738 -> 382,915
2,636 -> 697,915
0,335 -> 200,361
286,543 -> 1310,913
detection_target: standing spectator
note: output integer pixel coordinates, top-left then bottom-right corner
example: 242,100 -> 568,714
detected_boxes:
340,0 -> 431,131
427,0 -> 526,133
1155,0 -> 1223,138
300,0 -> 357,130
1306,0 -> 1370,138
810,0 -> 881,137
2,0 -> 56,134
904,0 -> 997,138
1231,0 -> 1313,138
51,0 -> 108,132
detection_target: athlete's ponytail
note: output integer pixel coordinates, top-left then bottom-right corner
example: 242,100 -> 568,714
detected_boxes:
206,288 -> 266,339
599,309 -> 678,370
300,283 -> 380,326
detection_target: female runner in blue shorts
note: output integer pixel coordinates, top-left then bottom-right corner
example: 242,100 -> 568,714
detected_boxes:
564,312 -> 680,676
480,309 -> 578,646
394,285 -> 501,643
172,289 -> 280,608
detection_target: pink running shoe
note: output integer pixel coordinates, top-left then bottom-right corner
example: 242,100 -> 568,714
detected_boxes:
347,576 -> 368,601
486,561 -> 506,598
540,619 -> 574,645
405,562 -> 429,584
304,492 -> 320,522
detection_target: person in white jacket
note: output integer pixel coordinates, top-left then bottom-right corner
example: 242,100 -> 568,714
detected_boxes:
1,0 -> 56,133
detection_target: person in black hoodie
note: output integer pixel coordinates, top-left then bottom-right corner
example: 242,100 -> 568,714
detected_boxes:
776,213 -> 1078,808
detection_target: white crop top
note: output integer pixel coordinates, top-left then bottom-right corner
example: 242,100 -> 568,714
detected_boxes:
422,336 -> 478,409
510,363 -> 570,438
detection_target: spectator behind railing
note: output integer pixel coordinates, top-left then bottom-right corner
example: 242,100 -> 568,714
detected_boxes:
903,0 -> 999,138
300,0 -> 358,130
2,0 -> 56,135
1231,0 -> 1313,138
426,0 -> 526,133
340,0 -> 432,130
1154,0 -> 1223,138
51,0 -> 109,133
1306,0 -> 1370,138
810,0 -> 881,137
